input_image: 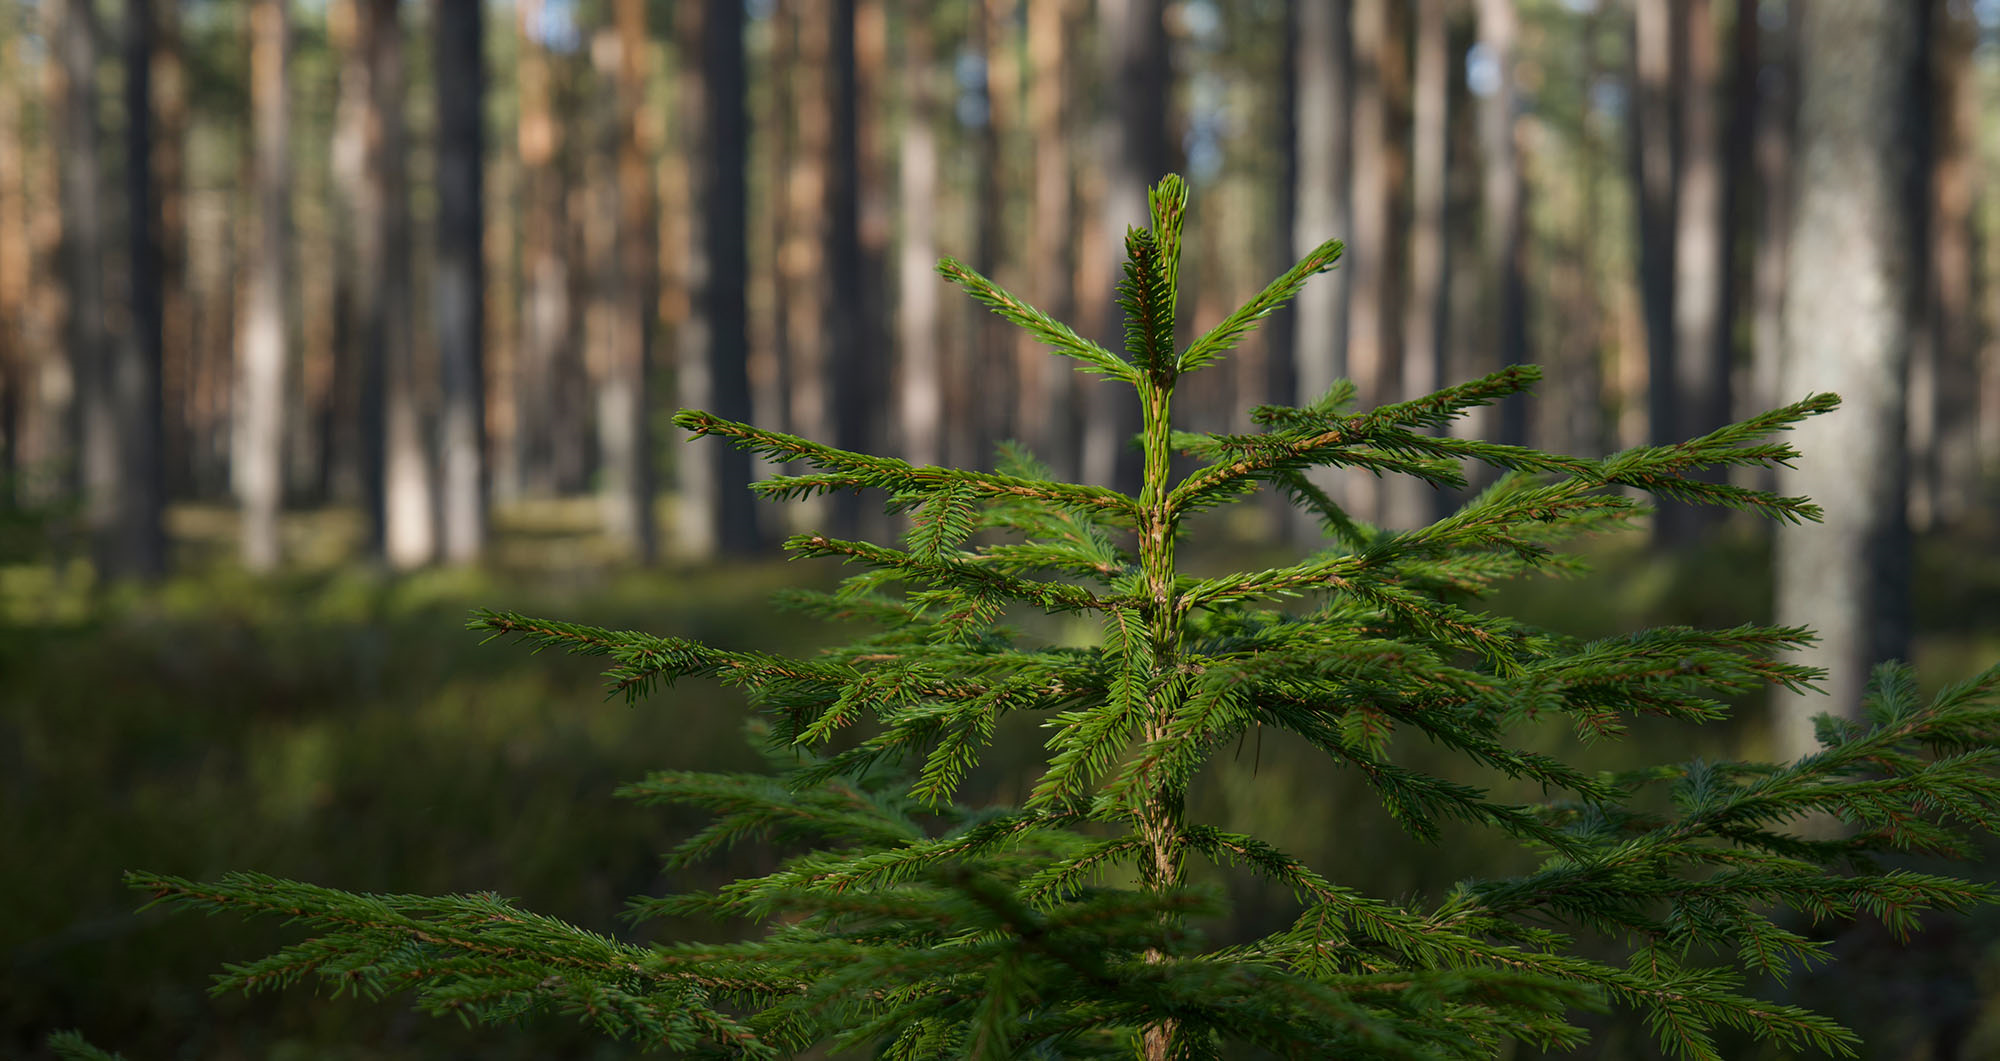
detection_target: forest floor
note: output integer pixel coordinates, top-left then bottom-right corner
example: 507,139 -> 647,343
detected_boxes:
5,499 -> 1999,1059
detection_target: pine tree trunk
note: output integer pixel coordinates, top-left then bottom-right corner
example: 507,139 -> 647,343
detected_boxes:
895,1 -> 941,468
485,75 -> 519,505
1284,0 -> 1350,541
328,0 -> 365,503
1545,0 -> 1610,462
1267,0 -> 1299,434
1912,1 -> 1977,532
664,0 -> 704,552
592,0 -> 655,561
116,0 -> 168,576
294,87 -> 335,508
0,28 -> 28,502
581,41 -> 616,515
1288,0 -> 1350,410
1346,0 -> 1391,442
1632,0 -> 1678,455
151,0 -> 191,505
666,0 -> 711,555
21,34 -> 72,504
515,0 -> 562,498
1022,0 -> 1072,478
185,96 -> 238,500
781,0 -> 831,521
1084,0 -> 1171,494
699,0 -> 758,553
1773,1 -> 1918,759
1658,0 -> 1727,545
53,0 -> 106,554
1720,0 -> 1753,428
553,62 -> 592,495
1748,0 -> 1793,454
236,0 -> 288,570
827,0 -> 868,533
750,3 -> 787,467
434,0 -> 486,564
971,0 -> 1015,461
1387,0 -> 1448,530
1474,0 -> 1526,451
845,0 -> 890,536
359,0 -> 431,567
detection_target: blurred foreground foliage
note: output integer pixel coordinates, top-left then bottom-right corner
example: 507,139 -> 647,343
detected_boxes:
5,502 -> 2000,1059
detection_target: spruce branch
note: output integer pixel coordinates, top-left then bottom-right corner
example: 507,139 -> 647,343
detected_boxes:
125,871 -> 774,1053
675,409 -> 1140,524
47,1032 -> 127,1061
1180,236 -> 1343,373
784,534 -> 1114,617
935,257 -> 1143,384
1173,366 -> 1553,513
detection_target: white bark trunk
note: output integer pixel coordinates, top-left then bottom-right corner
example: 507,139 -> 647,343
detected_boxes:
1773,1 -> 1917,759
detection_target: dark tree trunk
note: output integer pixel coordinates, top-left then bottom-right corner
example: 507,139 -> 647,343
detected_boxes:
1632,0 -> 1678,455
359,0 -> 430,567
433,0 -> 485,563
151,0 -> 189,510
1347,0 -> 1402,434
1084,0 -> 1173,494
1748,0 -> 1794,451
1911,0 -> 1978,531
1022,0 -> 1074,477
1721,0 -> 1755,429
827,0 -> 869,533
115,0 -> 168,576
1388,0 -> 1449,529
485,63 -> 519,506
1657,0 -> 1729,545
515,0 -> 562,498
54,0 -> 108,557
698,0 -> 758,553
1475,0 -> 1527,450
847,0 -> 890,535
1267,0 -> 1299,417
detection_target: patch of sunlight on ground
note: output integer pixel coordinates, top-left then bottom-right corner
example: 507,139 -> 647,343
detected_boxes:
0,558 -> 94,624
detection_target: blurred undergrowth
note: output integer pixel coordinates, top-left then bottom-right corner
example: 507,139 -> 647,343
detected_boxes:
5,500 -> 1999,1059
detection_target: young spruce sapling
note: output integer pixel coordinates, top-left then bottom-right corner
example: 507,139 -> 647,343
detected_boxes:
130,176 -> 2000,1060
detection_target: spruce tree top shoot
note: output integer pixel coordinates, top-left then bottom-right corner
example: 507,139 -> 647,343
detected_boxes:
132,176 -> 2000,1060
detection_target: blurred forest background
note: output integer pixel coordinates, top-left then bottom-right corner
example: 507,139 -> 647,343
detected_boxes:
7,0 -> 2000,1056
